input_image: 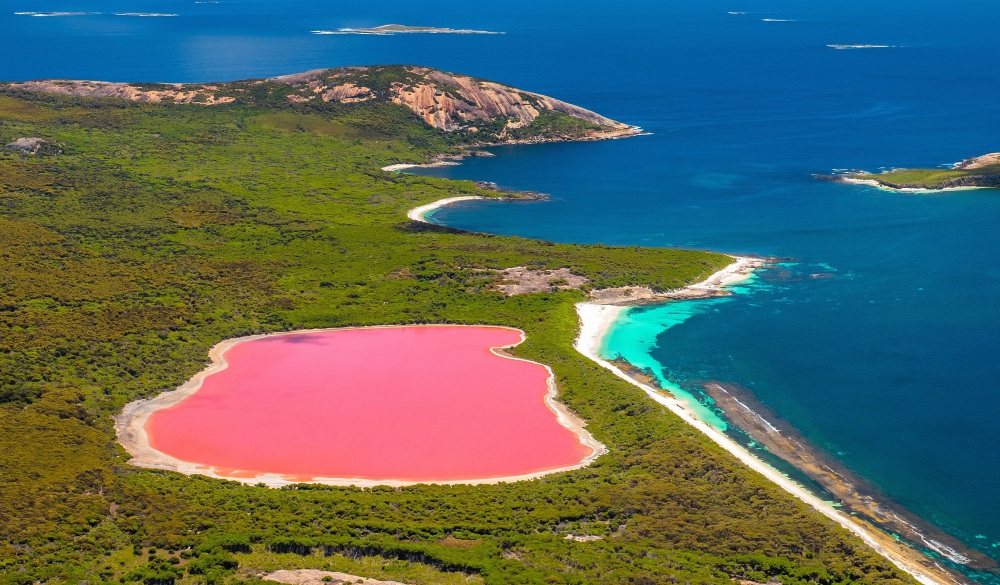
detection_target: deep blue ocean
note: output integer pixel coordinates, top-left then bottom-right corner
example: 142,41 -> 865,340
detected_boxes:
5,0 -> 999,580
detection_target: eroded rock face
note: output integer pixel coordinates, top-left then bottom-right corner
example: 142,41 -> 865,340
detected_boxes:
5,66 -> 637,142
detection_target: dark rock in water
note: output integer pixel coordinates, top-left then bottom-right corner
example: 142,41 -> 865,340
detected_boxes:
474,181 -> 548,200
702,380 -> 998,573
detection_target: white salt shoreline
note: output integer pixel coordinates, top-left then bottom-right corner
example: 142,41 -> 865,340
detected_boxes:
573,257 -> 945,585
115,324 -> 606,488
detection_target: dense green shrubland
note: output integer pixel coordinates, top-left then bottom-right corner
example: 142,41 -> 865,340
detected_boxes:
0,91 -> 914,585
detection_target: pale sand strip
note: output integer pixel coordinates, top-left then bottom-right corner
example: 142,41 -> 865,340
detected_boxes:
406,196 -> 486,222
115,324 -> 606,488
839,176 -> 987,194
381,161 -> 461,172
573,258 -> 948,585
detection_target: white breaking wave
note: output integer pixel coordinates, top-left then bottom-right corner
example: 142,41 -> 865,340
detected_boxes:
827,44 -> 894,50
15,11 -> 100,16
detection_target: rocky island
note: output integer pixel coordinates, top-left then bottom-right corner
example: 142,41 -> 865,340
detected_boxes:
313,24 -> 502,35
835,152 -> 1000,190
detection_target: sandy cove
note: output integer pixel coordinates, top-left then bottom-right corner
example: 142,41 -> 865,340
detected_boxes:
115,324 -> 606,488
406,196 -> 487,222
382,161 -> 462,173
573,259 -> 957,585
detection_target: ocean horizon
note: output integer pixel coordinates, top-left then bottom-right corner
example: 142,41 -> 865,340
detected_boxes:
6,0 -> 1000,582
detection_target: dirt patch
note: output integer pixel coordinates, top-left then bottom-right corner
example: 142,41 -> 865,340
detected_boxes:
5,137 -> 61,155
494,267 -> 589,295
563,534 -> 603,542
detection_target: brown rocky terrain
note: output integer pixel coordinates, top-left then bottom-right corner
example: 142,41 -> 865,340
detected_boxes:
4,66 -> 639,144
956,152 -> 1000,169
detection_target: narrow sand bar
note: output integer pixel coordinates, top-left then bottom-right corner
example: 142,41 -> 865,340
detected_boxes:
575,258 -> 953,585
117,325 -> 605,487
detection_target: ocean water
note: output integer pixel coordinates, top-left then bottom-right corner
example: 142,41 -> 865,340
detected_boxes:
6,0 -> 1000,580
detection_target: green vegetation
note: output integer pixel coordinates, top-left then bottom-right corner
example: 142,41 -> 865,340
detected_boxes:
506,111 -> 605,142
853,163 -> 1000,190
0,86 -> 917,585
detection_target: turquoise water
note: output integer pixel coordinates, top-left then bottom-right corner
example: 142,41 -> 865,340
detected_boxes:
600,275 -> 765,432
7,0 -> 1000,581
602,296 -> 734,431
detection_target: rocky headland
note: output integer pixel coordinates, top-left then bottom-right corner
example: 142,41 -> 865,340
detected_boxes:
4,65 -> 640,145
829,152 -> 1000,191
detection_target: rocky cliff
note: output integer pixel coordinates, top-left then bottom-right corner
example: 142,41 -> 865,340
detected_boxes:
4,66 -> 639,143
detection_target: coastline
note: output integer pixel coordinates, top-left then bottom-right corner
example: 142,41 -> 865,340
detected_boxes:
573,258 -> 961,585
837,176 -> 989,194
589,255 -> 766,305
115,324 -> 606,488
701,381 -> 993,572
382,125 -> 647,174
406,196 -> 487,222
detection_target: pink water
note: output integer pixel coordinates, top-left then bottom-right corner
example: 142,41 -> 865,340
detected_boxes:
146,326 -> 593,482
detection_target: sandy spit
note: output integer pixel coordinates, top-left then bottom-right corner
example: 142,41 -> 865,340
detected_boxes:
573,258 -> 952,585
115,324 -> 606,488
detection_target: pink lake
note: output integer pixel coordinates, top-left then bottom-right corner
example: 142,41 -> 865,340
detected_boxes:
146,326 -> 596,482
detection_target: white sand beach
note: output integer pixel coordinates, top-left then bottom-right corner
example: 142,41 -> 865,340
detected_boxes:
573,257 -> 949,585
406,196 -> 486,222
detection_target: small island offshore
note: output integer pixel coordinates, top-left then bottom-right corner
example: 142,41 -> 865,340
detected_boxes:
833,152 -> 1000,191
0,65 -> 968,585
313,24 -> 502,35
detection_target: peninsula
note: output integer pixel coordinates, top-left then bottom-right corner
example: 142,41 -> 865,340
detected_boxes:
6,65 -> 638,144
835,152 -> 1000,191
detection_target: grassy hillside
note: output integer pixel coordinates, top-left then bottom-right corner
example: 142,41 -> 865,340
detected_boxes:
0,87 -> 914,585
